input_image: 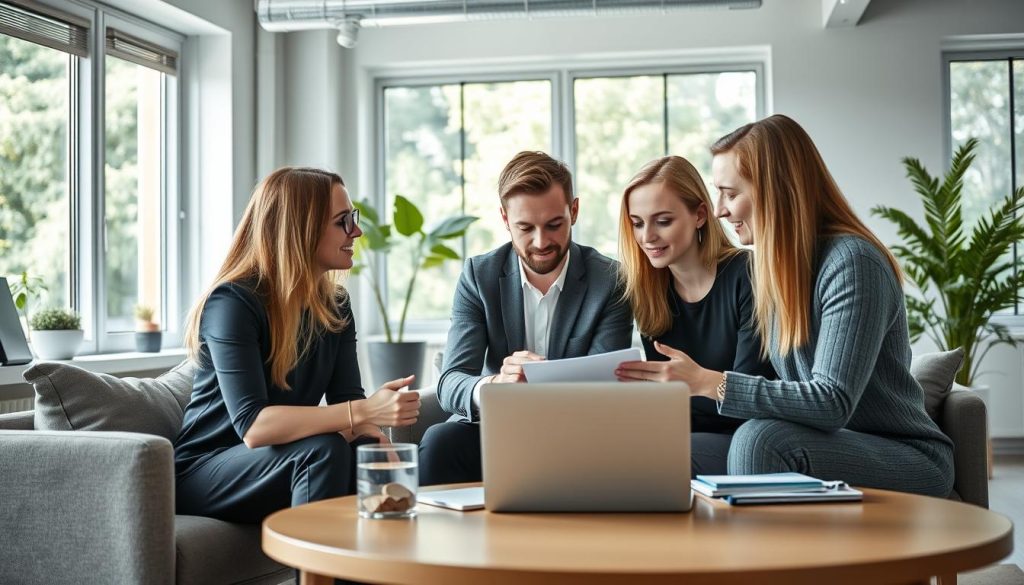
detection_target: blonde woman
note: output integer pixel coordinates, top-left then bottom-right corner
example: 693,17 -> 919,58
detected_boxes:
614,156 -> 774,474
621,116 -> 953,496
174,167 -> 421,522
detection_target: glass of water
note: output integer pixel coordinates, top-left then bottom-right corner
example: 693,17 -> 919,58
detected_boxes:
356,443 -> 418,519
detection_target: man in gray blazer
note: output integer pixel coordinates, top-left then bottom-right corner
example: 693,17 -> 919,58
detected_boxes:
419,151 -> 634,485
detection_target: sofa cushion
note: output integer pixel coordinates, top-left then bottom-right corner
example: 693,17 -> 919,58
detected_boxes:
910,348 -> 965,422
174,515 -> 290,585
25,360 -> 195,442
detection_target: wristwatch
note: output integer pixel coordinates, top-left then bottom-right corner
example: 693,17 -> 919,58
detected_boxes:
715,372 -> 728,402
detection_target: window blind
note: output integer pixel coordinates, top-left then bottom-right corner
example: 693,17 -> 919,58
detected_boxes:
105,28 -> 177,76
0,0 -> 88,57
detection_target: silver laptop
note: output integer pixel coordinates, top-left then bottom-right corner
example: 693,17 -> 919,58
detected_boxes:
480,382 -> 692,513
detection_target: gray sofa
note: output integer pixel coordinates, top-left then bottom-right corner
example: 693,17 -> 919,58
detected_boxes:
0,350 -> 988,585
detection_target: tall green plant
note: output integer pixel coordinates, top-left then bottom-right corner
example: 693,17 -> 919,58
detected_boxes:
872,138 -> 1024,385
352,195 -> 477,343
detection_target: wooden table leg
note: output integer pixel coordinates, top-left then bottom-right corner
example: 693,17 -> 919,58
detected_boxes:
300,571 -> 333,585
935,574 -> 957,585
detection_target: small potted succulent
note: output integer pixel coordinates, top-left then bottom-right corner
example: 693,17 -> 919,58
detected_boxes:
134,304 -> 162,353
29,308 -> 83,360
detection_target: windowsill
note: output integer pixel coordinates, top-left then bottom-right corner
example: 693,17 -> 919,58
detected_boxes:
0,348 -> 187,386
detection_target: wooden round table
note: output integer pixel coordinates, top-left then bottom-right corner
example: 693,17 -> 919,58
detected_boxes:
262,485 -> 1013,585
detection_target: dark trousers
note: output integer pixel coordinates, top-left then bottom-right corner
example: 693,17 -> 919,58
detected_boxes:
419,421 -> 483,486
176,433 -> 357,523
418,421 -> 735,486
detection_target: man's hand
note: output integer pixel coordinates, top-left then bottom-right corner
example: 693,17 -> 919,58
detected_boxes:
491,350 -> 544,383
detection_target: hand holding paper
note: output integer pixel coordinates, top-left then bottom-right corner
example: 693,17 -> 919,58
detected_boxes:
520,348 -> 643,383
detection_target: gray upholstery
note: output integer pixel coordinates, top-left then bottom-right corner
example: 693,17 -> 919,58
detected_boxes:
175,516 -> 292,585
0,362 -> 290,585
27,360 -> 195,442
0,430 -> 175,585
943,389 -> 989,508
911,347 -> 965,421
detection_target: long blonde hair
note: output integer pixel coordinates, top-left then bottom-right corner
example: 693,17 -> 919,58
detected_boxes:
184,167 -> 351,389
617,155 -> 740,338
710,114 -> 901,357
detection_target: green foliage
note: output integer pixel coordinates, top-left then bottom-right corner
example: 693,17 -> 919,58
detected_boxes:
1,35 -> 70,309
7,270 -> 47,325
134,304 -> 155,322
30,307 -> 81,331
872,138 -> 1024,386
352,195 -> 477,342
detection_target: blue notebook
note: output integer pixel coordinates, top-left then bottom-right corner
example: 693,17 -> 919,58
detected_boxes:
691,472 -> 829,497
724,484 -> 863,505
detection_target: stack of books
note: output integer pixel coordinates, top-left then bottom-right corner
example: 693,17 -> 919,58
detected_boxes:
691,472 -> 863,505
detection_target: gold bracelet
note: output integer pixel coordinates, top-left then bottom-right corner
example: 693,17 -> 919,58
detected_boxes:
716,372 -> 728,402
347,400 -> 355,432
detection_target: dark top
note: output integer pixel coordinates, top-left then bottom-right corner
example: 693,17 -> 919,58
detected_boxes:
174,281 -> 363,475
642,251 -> 775,433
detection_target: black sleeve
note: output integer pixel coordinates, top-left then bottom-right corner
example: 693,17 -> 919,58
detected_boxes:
732,256 -> 777,379
200,285 -> 270,440
326,297 -> 365,405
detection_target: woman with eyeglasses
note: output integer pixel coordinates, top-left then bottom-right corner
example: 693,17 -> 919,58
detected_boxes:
174,167 -> 421,523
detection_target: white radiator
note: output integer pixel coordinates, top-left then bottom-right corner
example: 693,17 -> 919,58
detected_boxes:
0,397 -> 33,414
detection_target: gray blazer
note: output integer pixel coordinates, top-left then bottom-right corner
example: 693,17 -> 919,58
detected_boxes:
437,241 -> 634,422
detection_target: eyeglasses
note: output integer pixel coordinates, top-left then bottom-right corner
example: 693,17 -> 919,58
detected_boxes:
339,208 -> 360,236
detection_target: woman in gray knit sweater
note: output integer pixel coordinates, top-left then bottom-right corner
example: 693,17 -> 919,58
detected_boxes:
617,114 -> 953,496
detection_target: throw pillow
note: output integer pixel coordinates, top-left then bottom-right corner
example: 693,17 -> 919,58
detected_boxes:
910,348 -> 965,421
25,359 -> 196,442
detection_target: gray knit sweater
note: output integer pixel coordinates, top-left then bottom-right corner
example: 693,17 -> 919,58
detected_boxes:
721,236 -> 954,470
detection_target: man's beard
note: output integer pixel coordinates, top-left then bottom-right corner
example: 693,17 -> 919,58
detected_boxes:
517,241 -> 568,275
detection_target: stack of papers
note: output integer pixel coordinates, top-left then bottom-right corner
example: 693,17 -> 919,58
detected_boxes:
691,472 -> 863,505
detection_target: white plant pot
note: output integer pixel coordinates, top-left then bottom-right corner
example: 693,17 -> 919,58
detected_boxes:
31,330 -> 84,360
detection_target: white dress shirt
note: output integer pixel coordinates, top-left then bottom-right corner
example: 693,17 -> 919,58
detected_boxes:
472,250 -> 571,409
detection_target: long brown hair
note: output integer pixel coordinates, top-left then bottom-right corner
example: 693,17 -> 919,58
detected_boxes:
617,156 -> 740,338
710,114 -> 900,357
184,167 -> 351,389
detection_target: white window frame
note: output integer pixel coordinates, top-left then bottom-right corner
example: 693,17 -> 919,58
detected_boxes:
24,0 -> 186,353
942,43 -> 1024,332
369,50 -> 769,337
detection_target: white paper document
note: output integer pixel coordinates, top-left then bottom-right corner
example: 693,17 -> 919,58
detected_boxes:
418,487 -> 486,511
520,348 -> 643,383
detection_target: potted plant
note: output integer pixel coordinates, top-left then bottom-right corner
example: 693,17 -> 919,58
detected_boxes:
29,307 -> 83,360
134,304 -> 162,353
872,137 -> 1024,389
352,194 -> 477,388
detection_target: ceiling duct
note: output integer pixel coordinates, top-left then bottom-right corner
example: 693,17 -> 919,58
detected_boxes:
256,0 -> 761,48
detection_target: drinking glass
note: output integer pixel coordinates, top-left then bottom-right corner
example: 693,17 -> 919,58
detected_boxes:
356,443 -> 418,519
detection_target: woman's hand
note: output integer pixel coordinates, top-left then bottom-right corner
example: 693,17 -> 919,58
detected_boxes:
341,423 -> 390,444
358,375 -> 421,427
615,341 -> 722,399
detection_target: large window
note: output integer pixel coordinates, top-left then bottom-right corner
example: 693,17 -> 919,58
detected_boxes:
377,64 -> 762,327
947,52 -> 1023,316
382,79 -> 553,320
0,32 -> 71,310
0,1 -> 182,351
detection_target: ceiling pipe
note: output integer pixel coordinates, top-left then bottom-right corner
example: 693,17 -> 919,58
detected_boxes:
256,0 -> 761,48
